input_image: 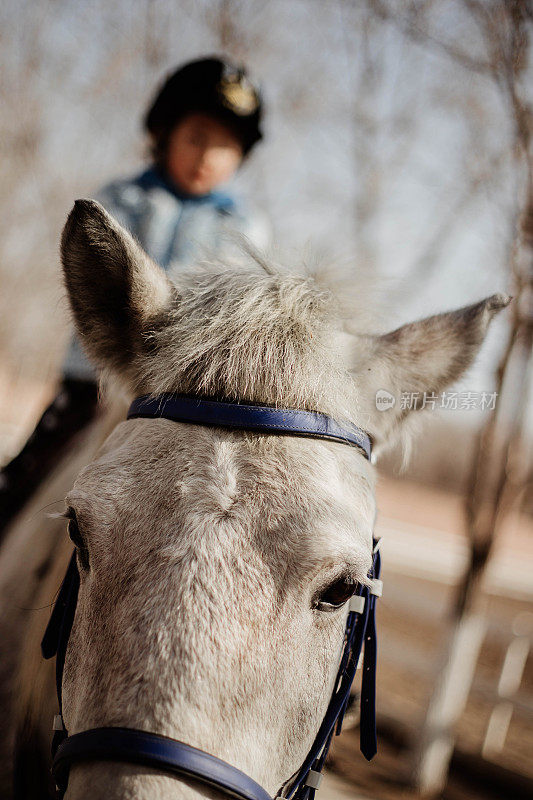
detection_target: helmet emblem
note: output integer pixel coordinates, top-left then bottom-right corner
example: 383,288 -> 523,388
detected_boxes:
218,72 -> 259,116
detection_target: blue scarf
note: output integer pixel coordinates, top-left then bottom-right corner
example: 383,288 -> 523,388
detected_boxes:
137,166 -> 237,214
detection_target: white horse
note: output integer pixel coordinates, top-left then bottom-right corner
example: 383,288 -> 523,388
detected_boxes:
0,200 -> 509,799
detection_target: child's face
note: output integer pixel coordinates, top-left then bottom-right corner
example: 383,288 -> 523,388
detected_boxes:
165,112 -> 244,196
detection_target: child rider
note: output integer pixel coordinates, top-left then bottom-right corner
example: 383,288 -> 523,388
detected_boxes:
0,56 -> 268,534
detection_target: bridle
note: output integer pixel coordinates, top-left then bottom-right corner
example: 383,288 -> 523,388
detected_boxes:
42,394 -> 382,800
42,395 -> 382,799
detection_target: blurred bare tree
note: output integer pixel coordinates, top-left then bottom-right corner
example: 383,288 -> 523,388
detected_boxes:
0,0 -> 518,380
373,1 -> 533,793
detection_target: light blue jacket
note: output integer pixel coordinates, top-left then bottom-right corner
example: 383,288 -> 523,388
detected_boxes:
63,167 -> 270,380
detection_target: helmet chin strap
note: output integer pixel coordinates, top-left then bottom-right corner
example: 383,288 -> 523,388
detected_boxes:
41,394 -> 381,800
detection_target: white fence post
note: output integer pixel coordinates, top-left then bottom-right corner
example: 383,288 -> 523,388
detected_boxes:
411,601 -> 488,795
482,612 -> 532,757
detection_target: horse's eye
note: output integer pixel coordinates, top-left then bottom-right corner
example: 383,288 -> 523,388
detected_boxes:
313,576 -> 357,612
67,510 -> 89,571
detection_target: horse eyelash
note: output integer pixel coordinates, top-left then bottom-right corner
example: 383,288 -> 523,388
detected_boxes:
47,508 -> 76,522
46,510 -> 71,520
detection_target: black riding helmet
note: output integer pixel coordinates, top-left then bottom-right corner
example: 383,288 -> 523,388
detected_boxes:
145,56 -> 263,158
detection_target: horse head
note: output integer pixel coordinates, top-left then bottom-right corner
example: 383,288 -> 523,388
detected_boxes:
55,199 -> 508,799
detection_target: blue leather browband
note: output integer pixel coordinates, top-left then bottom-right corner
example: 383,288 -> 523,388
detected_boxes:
127,394 -> 373,461
42,394 -> 380,800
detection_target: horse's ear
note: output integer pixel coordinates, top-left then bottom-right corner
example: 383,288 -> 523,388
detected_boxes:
351,295 -> 511,453
61,199 -> 173,381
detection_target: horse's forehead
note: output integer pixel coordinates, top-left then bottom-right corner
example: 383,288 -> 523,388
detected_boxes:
71,418 -> 375,558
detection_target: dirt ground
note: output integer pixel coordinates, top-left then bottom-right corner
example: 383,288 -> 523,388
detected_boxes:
323,730 -> 527,800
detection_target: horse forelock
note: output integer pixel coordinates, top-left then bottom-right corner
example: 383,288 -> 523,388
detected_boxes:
133,258 -> 359,421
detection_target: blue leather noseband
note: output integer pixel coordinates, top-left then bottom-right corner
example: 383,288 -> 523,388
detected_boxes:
52,727 -> 273,800
42,395 -> 381,800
